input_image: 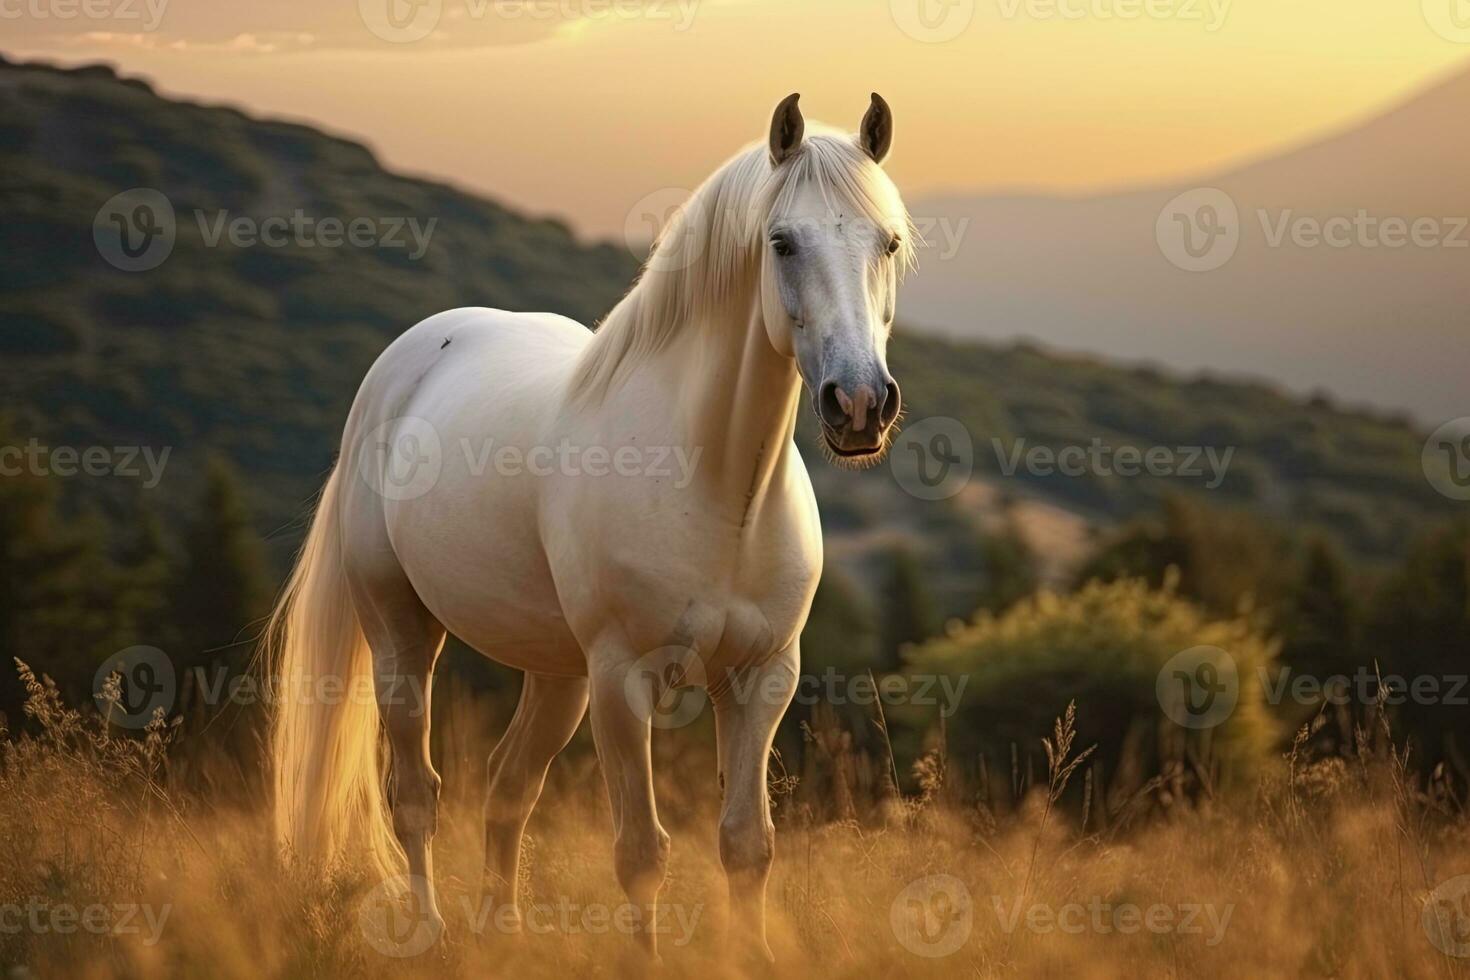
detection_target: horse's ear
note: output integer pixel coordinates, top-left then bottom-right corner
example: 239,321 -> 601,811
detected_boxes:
859,92 -> 893,164
768,92 -> 804,167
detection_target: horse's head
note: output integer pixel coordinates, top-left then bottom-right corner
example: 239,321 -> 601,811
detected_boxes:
759,92 -> 915,466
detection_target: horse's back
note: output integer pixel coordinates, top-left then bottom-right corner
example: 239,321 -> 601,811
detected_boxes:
361,306 -> 588,393
344,306 -> 590,452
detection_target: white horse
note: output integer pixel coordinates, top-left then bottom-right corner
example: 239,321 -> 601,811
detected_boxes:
268,92 -> 915,959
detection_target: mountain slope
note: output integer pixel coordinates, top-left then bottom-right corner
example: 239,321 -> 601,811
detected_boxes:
901,64 -> 1470,423
0,55 -> 638,527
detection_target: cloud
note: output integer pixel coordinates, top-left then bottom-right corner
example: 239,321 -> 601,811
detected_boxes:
6,0 -> 719,56
51,31 -> 316,54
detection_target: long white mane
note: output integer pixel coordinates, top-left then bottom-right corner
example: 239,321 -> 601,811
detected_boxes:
569,127 -> 917,405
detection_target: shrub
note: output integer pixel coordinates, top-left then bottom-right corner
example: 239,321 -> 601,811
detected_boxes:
904,575 -> 1280,823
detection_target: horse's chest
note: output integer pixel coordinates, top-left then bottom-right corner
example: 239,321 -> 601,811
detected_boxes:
551,502 -> 821,666
616,558 -> 815,672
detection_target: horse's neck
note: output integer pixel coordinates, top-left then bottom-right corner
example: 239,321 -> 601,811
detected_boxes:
660,301 -> 801,507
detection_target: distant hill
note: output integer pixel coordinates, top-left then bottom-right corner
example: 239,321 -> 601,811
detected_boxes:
0,56 -> 1457,584
901,63 -> 1470,424
0,55 -> 637,540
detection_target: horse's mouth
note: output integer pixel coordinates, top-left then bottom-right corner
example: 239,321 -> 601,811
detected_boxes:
822,428 -> 885,460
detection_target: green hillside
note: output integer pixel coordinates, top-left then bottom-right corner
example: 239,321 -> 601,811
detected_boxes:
0,56 -> 636,543
0,56 -> 1456,569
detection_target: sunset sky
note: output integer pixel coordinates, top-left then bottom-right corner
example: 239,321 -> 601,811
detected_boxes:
7,0 -> 1469,236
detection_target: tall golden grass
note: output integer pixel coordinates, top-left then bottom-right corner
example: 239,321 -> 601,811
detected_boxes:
4,659 -> 1470,979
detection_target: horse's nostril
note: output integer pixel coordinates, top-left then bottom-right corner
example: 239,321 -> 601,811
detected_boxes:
880,379 -> 901,428
818,381 -> 848,428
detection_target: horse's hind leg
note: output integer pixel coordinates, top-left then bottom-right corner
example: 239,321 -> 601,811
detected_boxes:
482,672 -> 589,928
712,642 -> 799,962
353,576 -> 448,931
587,651 -> 671,958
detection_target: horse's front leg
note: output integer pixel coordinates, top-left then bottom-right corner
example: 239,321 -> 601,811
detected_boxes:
588,649 -> 672,959
712,642 -> 798,962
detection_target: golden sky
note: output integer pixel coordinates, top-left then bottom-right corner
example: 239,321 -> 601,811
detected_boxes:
8,0 -> 1469,236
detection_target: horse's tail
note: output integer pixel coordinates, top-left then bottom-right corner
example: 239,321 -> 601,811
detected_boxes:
266,464 -> 403,879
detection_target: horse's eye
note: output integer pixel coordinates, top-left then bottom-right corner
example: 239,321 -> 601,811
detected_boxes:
886,235 -> 901,256
771,235 -> 795,257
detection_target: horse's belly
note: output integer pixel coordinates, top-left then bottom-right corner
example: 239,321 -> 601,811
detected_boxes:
392,505 -> 585,675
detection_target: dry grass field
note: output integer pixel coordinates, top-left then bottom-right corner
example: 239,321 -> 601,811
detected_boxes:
5,660 -> 1470,980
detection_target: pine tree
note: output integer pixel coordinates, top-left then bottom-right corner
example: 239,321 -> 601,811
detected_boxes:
975,519 -> 1039,615
1280,536 -> 1357,679
114,500 -> 176,650
171,456 -> 271,677
880,544 -> 938,665
0,433 -> 118,716
1364,521 -> 1470,783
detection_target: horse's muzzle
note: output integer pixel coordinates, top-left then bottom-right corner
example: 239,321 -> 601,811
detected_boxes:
815,375 -> 900,456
